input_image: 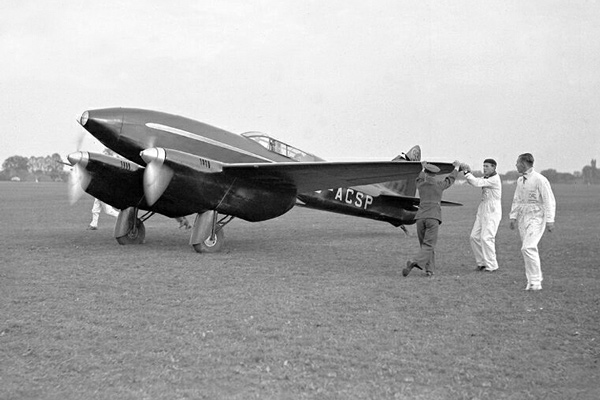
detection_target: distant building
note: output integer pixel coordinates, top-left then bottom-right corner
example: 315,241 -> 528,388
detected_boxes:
583,159 -> 598,185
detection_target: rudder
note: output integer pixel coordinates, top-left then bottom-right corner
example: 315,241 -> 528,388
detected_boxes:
382,145 -> 421,196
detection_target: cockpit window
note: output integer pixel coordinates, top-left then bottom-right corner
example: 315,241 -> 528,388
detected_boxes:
242,132 -> 324,162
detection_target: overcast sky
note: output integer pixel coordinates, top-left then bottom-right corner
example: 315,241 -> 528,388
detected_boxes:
1,0 -> 599,173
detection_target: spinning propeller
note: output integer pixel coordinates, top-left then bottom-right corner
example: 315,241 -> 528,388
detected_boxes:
66,116 -> 93,204
67,151 -> 91,205
140,148 -> 173,206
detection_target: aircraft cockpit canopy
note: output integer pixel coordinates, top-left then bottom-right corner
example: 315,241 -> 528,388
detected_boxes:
242,132 -> 324,162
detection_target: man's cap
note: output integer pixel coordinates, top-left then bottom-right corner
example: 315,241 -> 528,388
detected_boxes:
484,158 -> 497,166
424,163 -> 440,173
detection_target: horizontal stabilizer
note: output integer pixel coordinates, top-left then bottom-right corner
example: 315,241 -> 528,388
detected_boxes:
379,194 -> 462,207
440,200 -> 462,207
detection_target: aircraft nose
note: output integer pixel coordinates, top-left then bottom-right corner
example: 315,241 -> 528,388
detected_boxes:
79,111 -> 89,126
78,108 -> 123,149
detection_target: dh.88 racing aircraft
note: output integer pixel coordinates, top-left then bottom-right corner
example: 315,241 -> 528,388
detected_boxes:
68,108 -> 459,253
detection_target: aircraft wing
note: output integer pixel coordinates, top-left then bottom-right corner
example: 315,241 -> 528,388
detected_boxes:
222,161 -> 455,193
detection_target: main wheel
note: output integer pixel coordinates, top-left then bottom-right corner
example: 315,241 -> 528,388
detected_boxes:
116,218 -> 146,245
192,228 -> 224,253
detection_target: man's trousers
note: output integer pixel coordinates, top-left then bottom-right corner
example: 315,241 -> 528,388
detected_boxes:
414,218 -> 439,272
517,211 -> 546,285
90,199 -> 119,227
469,211 -> 501,271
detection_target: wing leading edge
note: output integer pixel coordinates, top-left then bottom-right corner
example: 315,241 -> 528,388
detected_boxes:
221,160 -> 455,193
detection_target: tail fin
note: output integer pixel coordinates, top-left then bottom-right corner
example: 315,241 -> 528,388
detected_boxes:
382,145 -> 421,196
391,145 -> 421,162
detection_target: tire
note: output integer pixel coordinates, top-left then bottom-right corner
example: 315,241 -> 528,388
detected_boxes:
116,218 -> 146,245
192,228 -> 224,253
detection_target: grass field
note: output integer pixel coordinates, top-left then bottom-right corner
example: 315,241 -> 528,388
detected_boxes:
1,182 -> 599,399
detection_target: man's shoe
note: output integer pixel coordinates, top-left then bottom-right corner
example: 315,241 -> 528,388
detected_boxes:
178,218 -> 191,230
87,226 -> 98,230
524,283 -> 542,291
476,265 -> 486,271
402,261 -> 413,277
425,271 -> 434,277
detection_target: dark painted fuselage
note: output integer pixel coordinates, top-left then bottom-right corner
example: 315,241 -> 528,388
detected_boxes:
80,108 -> 419,225
81,108 -> 297,221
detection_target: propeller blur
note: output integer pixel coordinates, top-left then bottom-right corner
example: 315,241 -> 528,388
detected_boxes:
67,152 -> 91,205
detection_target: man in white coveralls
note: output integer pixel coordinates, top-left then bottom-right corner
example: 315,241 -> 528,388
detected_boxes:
509,153 -> 556,291
462,159 -> 502,272
87,198 -> 120,230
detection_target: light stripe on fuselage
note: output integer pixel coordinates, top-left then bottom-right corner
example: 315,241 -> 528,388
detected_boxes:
146,122 -> 275,163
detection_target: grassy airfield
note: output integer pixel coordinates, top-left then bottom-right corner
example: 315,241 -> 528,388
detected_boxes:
1,182 -> 599,399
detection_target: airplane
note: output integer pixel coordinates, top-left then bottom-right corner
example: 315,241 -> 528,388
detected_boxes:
67,108 -> 460,253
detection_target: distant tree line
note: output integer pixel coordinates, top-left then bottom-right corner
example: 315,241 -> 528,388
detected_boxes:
1,154 -> 598,184
1,154 -> 69,182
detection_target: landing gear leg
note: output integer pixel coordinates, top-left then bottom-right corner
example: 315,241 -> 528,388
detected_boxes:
114,207 -> 146,245
190,211 -> 233,253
